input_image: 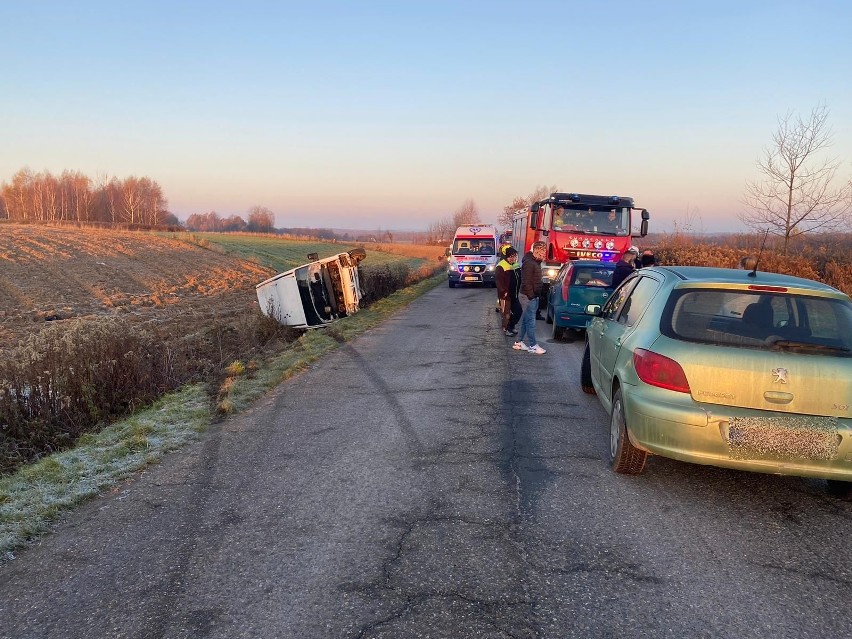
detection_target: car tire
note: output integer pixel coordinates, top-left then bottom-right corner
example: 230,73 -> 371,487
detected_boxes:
448,280 -> 456,288
581,343 -> 595,395
552,319 -> 564,341
826,480 -> 852,499
610,388 -> 647,475
545,304 -> 553,325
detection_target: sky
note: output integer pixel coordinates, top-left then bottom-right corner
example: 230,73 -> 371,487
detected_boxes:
2,1 -> 851,234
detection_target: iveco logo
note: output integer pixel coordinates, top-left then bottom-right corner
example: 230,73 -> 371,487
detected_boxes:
772,368 -> 789,384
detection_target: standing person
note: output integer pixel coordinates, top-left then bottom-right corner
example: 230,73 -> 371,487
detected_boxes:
495,238 -> 514,312
612,246 -> 639,288
513,241 -> 547,355
639,249 -> 656,268
496,247 -> 521,335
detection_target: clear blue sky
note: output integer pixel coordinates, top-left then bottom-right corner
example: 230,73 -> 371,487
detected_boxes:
2,1 -> 851,233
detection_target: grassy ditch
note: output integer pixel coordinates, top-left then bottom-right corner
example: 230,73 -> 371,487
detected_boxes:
0,270 -> 445,559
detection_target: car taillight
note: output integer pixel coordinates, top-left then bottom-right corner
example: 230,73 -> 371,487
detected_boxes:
633,348 -> 690,393
561,278 -> 570,300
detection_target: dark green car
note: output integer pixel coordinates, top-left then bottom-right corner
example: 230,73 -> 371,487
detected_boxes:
545,260 -> 615,340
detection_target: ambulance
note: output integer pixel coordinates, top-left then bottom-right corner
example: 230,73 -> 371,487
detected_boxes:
446,224 -> 499,288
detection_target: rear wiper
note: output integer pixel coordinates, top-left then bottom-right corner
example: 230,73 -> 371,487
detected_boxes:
765,337 -> 851,354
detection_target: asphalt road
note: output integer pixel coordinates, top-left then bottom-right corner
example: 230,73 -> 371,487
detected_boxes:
1,284 -> 850,639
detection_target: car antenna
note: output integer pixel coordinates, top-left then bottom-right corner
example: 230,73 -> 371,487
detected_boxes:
748,230 -> 768,278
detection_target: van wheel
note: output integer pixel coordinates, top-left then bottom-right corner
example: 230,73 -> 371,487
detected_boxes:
347,247 -> 367,264
610,389 -> 647,475
552,320 -> 564,341
827,480 -> 852,498
545,304 -> 553,324
581,344 -> 595,395
448,280 -> 456,288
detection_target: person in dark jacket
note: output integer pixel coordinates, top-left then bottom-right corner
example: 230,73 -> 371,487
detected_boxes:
513,241 -> 547,354
495,247 -> 521,335
495,240 -> 515,311
612,246 -> 639,288
639,249 -> 656,268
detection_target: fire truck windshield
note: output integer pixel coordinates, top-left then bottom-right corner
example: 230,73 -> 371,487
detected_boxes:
552,206 -> 630,236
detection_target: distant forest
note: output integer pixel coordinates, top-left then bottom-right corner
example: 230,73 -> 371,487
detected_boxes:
0,167 -> 425,241
0,168 -> 177,227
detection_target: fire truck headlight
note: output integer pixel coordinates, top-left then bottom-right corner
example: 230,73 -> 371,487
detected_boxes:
546,268 -> 558,278
487,264 -> 496,271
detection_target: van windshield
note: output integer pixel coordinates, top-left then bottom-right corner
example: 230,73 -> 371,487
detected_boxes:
452,239 -> 495,255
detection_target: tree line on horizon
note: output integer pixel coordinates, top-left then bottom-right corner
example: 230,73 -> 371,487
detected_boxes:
0,168 -> 178,227
6,105 -> 848,250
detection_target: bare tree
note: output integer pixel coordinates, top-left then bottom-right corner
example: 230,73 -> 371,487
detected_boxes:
496,186 -> 558,229
740,104 -> 852,254
498,196 -> 529,228
247,205 -> 275,233
528,184 -> 558,206
452,199 -> 480,227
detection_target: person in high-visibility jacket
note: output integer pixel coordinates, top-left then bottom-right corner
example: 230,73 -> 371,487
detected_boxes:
495,247 -> 522,335
494,241 -> 515,312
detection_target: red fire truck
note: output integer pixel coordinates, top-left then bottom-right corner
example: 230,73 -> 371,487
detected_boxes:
511,192 -> 650,302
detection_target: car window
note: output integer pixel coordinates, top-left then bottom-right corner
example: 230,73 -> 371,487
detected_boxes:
554,264 -> 571,285
573,266 -> 614,287
602,275 -> 638,320
616,276 -> 660,326
662,290 -> 852,356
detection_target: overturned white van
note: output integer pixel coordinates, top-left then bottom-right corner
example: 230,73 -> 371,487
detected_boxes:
255,249 -> 366,328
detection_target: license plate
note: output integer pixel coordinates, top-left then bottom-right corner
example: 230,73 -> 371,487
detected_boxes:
463,276 -> 479,281
727,415 -> 838,461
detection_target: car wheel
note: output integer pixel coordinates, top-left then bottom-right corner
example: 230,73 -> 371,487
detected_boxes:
826,480 -> 852,499
580,343 -> 595,395
448,280 -> 456,288
552,318 -> 564,341
610,388 -> 647,475
545,304 -> 553,324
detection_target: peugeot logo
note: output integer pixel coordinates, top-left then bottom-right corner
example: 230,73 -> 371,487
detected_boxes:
772,368 -> 789,384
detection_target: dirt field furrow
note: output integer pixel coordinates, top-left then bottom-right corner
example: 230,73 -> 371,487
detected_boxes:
0,224 -> 276,356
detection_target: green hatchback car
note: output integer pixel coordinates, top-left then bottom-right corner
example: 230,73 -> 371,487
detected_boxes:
581,265 -> 852,496
545,260 -> 615,341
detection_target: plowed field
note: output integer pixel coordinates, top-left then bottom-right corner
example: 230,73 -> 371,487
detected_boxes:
0,224 -> 276,356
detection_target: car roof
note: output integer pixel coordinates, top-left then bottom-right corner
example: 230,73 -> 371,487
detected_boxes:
646,265 -> 848,298
567,260 -> 616,268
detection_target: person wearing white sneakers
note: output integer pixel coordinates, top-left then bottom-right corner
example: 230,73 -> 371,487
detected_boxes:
513,241 -> 547,355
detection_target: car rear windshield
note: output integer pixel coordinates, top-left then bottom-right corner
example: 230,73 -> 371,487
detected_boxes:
661,289 -> 852,357
573,266 -> 614,287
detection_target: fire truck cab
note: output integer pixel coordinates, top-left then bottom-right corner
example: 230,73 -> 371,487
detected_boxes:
512,192 -> 650,304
